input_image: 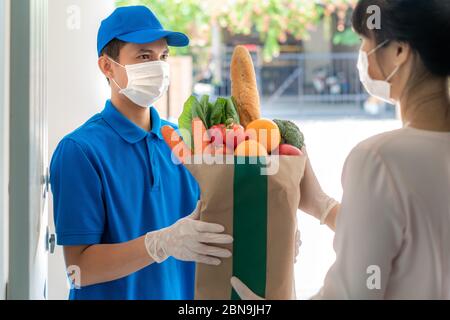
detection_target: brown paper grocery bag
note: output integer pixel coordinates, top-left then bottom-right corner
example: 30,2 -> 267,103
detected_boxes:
185,155 -> 306,300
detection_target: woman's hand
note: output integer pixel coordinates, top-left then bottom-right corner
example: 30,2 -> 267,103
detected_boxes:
299,148 -> 340,230
231,227 -> 300,300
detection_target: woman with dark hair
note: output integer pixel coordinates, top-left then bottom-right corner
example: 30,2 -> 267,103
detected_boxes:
231,0 -> 450,299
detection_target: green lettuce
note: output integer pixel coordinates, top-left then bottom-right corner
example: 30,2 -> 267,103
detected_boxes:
178,95 -> 201,149
178,94 -> 242,149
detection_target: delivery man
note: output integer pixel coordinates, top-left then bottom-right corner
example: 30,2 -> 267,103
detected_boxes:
50,6 -> 233,300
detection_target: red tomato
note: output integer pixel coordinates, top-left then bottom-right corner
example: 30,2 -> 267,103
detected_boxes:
203,144 -> 234,156
215,145 -> 235,155
208,124 -> 226,147
225,124 -> 246,150
276,144 -> 304,156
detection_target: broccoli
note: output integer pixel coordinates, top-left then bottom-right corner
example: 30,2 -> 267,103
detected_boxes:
274,119 -> 305,150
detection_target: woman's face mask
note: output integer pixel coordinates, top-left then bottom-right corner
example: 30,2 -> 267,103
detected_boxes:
357,40 -> 400,105
108,57 -> 170,108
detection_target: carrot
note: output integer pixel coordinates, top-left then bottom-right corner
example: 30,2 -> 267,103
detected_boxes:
161,125 -> 192,164
192,117 -> 210,155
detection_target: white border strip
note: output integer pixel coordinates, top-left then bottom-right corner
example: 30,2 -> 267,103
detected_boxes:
0,0 -> 11,301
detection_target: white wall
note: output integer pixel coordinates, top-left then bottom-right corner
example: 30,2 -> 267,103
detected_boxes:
47,0 -> 115,300
0,0 -> 10,300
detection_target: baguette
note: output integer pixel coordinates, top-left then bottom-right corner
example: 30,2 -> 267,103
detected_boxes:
230,46 -> 261,128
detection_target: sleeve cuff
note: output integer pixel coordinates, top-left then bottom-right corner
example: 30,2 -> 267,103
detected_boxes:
56,232 -> 103,246
320,199 -> 340,225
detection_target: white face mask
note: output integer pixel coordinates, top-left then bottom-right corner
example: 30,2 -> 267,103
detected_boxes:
357,40 -> 400,105
109,58 -> 170,108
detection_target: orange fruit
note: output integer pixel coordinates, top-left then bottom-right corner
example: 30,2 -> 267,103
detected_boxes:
235,140 -> 268,157
245,119 -> 281,152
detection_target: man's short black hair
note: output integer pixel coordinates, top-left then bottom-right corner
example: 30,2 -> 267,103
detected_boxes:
101,38 -> 127,61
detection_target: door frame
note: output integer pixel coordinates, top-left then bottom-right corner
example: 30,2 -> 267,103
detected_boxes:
8,0 -> 49,300
0,0 -> 10,301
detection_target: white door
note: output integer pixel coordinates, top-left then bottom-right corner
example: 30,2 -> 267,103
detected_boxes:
8,0 -> 49,300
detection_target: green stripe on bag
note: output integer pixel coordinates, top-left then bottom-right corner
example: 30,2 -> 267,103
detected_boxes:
231,158 -> 268,300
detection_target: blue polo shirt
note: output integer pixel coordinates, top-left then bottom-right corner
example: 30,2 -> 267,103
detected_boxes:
50,100 -> 200,300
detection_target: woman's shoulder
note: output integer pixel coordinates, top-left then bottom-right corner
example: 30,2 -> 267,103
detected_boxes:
340,130 -> 413,198
349,128 -> 417,162
355,128 -> 405,150
341,128 -> 416,181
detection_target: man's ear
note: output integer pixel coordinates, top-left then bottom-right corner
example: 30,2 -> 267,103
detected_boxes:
98,55 -> 114,82
394,41 -> 411,67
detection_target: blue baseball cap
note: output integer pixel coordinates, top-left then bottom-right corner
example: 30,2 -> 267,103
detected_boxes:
97,6 -> 190,56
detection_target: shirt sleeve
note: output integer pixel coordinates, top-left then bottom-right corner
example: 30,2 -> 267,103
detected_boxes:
50,138 -> 105,246
314,145 -> 406,299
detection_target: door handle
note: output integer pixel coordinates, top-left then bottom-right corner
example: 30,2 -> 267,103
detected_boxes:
45,227 -> 56,254
48,234 -> 56,254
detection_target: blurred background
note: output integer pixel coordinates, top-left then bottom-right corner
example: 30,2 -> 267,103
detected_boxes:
119,0 -> 397,121
0,0 -> 401,300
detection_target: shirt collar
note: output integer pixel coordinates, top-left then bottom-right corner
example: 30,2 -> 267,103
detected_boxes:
102,100 -> 163,144
150,106 -> 164,140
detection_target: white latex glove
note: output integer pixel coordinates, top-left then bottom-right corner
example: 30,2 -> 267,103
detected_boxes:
231,277 -> 264,300
145,201 -> 233,266
294,228 -> 302,264
299,148 -> 339,225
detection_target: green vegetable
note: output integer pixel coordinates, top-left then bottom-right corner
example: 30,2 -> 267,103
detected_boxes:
225,98 -> 240,125
178,95 -> 201,149
210,98 -> 227,127
193,95 -> 209,129
178,95 -> 243,148
206,102 -> 214,128
200,95 -> 209,107
273,119 -> 305,150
